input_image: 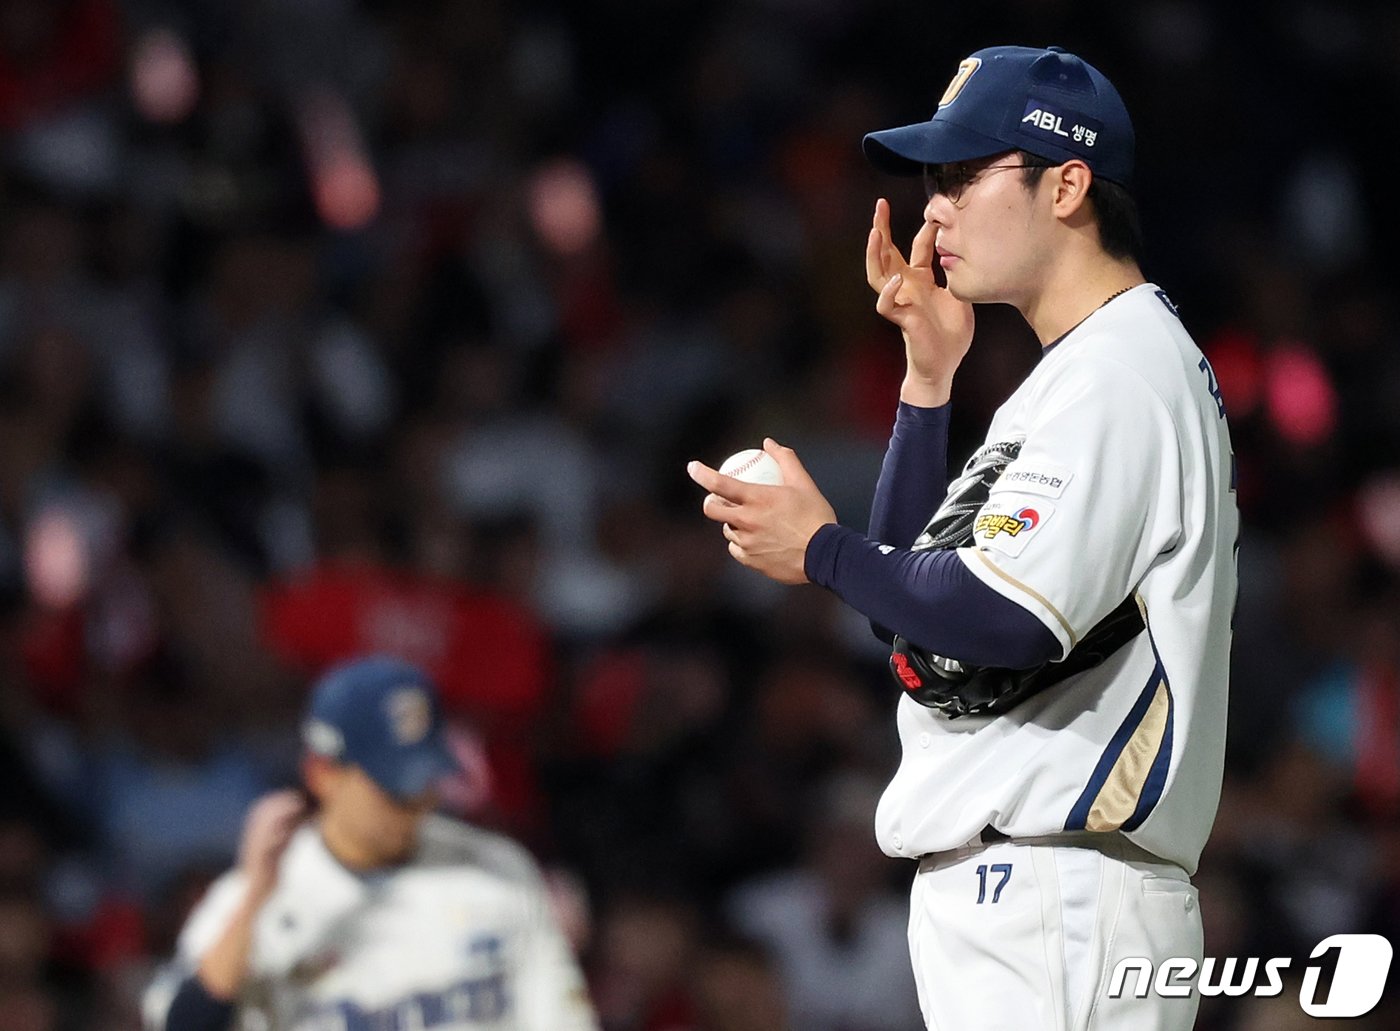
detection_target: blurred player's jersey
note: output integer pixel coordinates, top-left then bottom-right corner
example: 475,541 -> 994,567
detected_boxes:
143,816 -> 598,1031
876,285 -> 1238,874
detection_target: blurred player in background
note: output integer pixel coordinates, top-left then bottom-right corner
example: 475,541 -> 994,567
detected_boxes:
142,655 -> 598,1031
690,44 -> 1237,1029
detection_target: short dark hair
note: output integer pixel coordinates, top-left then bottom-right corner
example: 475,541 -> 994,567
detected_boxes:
1016,151 -> 1142,264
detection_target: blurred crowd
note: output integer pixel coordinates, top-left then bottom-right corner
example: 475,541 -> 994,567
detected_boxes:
1,0 -> 1399,1028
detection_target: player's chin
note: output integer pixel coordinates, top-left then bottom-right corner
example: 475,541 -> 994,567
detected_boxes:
942,270 -> 984,304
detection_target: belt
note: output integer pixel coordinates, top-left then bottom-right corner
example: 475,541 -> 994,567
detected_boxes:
976,824 -> 1129,849
918,825 -> 1167,867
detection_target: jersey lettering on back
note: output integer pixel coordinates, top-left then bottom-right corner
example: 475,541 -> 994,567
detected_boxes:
1197,356 -> 1226,418
297,975 -> 509,1030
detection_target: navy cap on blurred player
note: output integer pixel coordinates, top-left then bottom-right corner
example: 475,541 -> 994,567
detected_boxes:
863,45 -> 1135,187
146,651 -> 600,1030
302,655 -> 459,800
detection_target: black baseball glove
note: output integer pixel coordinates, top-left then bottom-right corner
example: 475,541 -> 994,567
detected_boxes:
888,440 -> 1144,718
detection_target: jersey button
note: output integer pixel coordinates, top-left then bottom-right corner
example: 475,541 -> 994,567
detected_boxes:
918,732 -> 931,748
891,834 -> 904,851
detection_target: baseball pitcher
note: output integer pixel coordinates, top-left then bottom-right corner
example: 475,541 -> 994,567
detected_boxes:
142,656 -> 599,1031
689,44 -> 1237,1030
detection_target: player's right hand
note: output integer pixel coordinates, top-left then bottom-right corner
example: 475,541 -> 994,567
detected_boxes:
237,789 -> 308,893
866,198 -> 974,405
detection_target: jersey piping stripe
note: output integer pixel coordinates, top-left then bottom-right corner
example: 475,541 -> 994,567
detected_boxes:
1123,684 -> 1174,831
971,550 -> 1078,649
1064,659 -> 1174,832
1122,606 -> 1174,830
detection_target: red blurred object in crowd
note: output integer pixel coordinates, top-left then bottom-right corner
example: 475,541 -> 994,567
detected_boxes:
51,894 -> 146,973
19,604 -> 85,713
1357,473 -> 1400,569
0,0 -> 121,130
527,158 -> 603,258
261,561 -> 550,724
23,506 -> 89,610
843,329 -> 912,441
1206,328 -> 1339,449
129,27 -> 198,124
1355,662 -> 1400,821
297,89 -> 381,230
1264,340 -> 1338,448
572,649 -> 648,758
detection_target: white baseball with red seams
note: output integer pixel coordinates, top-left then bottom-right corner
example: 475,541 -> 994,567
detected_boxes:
719,448 -> 784,485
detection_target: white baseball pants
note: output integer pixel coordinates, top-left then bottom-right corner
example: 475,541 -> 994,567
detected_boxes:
907,834 -> 1202,1030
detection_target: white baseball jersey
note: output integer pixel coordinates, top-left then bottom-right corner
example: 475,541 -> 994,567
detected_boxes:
142,815 -> 599,1031
875,284 -> 1238,874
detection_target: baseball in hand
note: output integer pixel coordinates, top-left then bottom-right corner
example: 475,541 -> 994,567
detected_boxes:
719,448 -> 784,486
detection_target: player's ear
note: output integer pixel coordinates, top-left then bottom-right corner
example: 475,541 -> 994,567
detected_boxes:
1050,160 -> 1094,221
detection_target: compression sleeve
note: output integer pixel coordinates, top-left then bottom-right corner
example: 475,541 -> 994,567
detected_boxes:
868,402 -> 952,548
162,976 -> 234,1031
805,525 -> 1061,669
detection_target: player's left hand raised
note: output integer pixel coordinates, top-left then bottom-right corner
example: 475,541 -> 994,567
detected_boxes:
687,439 -> 836,585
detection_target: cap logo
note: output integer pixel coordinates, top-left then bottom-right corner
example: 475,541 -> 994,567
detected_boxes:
386,686 -> 432,745
303,719 -> 345,757
939,58 -> 982,108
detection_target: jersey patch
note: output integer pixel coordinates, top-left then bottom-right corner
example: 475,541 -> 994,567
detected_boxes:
973,497 -> 1055,558
992,461 -> 1074,499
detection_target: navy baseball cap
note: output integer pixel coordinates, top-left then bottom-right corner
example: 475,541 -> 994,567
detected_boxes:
863,45 -> 1135,187
301,656 -> 459,801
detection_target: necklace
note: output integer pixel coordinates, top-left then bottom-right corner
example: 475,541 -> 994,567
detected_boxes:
1042,285 -> 1139,355
1098,284 -> 1135,310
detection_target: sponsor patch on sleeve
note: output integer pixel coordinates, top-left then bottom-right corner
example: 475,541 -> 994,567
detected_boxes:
991,461 -> 1074,499
973,497 -> 1055,558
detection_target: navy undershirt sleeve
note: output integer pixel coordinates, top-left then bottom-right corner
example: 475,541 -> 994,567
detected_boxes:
866,402 -> 952,644
868,402 -> 952,548
805,524 -> 1062,670
164,975 -> 235,1031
